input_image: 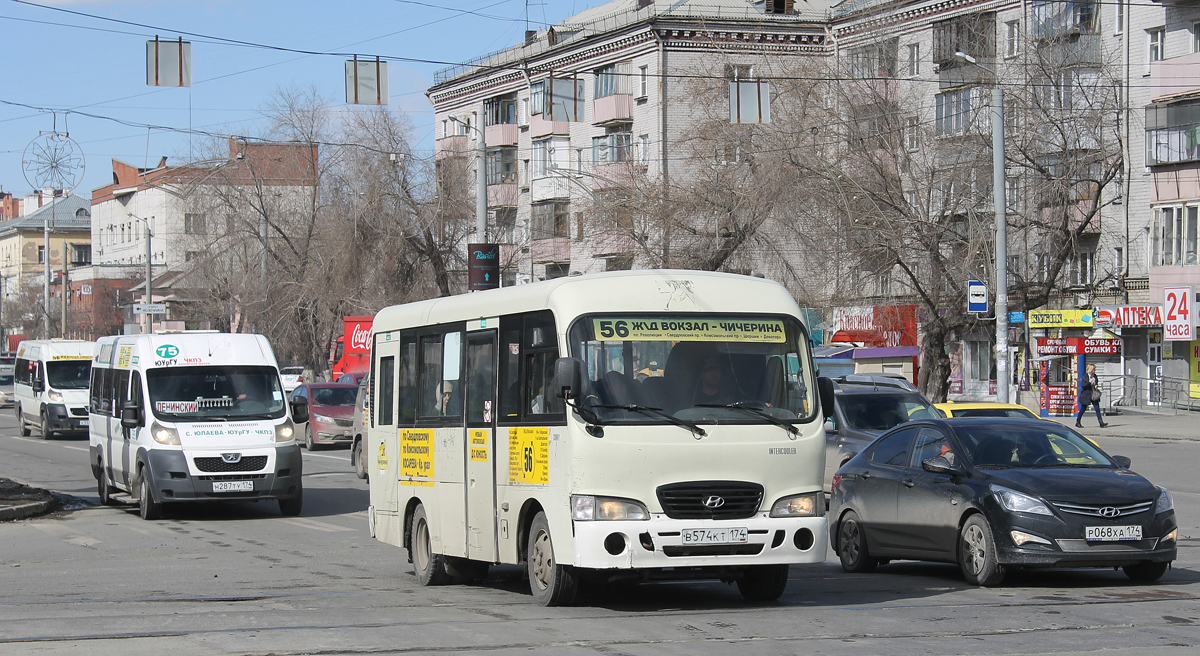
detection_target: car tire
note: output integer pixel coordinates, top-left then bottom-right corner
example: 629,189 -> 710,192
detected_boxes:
40,412 -> 53,440
18,405 -> 30,436
304,425 -> 316,450
279,487 -> 303,517
527,511 -> 578,606
137,465 -> 163,521
97,460 -> 116,506
1123,561 -> 1169,582
353,440 -> 368,480
959,514 -> 1005,586
737,564 -> 790,602
410,504 -> 450,586
837,511 -> 877,573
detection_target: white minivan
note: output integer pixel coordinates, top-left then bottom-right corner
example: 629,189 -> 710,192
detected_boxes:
14,339 -> 95,438
88,332 -> 308,520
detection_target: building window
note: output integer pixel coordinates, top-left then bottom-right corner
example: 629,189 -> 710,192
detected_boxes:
71,244 -> 91,266
1071,250 -> 1095,286
494,207 -> 516,244
592,126 -> 632,165
638,134 -> 650,163
847,39 -> 899,78
486,146 -> 517,184
904,117 -> 920,150
1114,246 -> 1124,273
484,95 -> 516,126
764,0 -> 794,14
874,269 -> 891,295
539,76 -> 584,121
1194,22 -> 1200,53
933,14 -> 996,66
184,213 -> 206,235
532,139 -> 552,178
1152,206 -> 1199,266
1149,28 -> 1165,64
594,62 -> 630,99
1031,2 -> 1096,40
967,340 -> 994,381
727,64 -> 770,124
37,245 -> 44,264
935,88 -> 972,135
1115,1 -> 1124,36
593,189 -> 634,232
531,201 -> 570,239
637,65 -> 648,98
905,43 -> 919,76
530,82 -> 545,116
1005,20 -> 1020,57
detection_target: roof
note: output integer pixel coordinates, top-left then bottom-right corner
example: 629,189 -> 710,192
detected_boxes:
0,193 -> 91,235
432,0 -> 833,86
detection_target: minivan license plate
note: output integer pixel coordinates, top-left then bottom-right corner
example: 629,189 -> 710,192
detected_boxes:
681,528 -> 748,544
1085,525 -> 1142,541
213,481 -> 253,493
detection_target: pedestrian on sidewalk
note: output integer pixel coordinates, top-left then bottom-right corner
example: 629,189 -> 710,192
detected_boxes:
1075,363 -> 1108,428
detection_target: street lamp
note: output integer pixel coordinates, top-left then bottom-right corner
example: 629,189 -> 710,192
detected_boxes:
129,213 -> 154,334
955,50 -> 1010,403
447,113 -> 487,242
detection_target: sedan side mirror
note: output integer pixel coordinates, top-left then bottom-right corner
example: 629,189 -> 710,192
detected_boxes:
120,401 -> 143,429
553,357 -> 584,400
291,397 -> 310,424
823,419 -> 838,434
922,455 -> 961,476
1111,455 -> 1131,469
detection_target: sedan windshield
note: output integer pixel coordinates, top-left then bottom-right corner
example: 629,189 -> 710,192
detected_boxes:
955,424 -> 1114,468
839,393 -> 940,431
147,365 -> 286,421
568,314 -> 816,425
47,360 -> 92,389
310,387 -> 357,407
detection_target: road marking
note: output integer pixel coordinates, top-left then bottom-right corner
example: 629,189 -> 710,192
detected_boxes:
30,523 -> 104,548
305,472 -> 344,478
60,445 -> 88,452
280,517 -> 357,532
303,452 -> 350,462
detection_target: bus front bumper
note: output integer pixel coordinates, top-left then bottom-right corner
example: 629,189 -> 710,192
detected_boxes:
572,515 -> 828,569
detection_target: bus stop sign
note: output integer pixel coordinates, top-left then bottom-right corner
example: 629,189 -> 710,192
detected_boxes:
967,280 -> 988,314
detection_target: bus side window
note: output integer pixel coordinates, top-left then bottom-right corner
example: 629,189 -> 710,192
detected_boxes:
441,331 -> 462,418
99,368 -> 114,415
524,311 -> 563,418
418,335 -> 443,418
113,370 -> 131,418
15,358 -> 30,385
398,338 -> 416,424
130,371 -> 143,411
498,322 -> 521,420
377,356 -> 395,426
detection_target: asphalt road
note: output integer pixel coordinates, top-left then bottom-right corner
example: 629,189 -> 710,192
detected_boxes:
0,409 -> 1197,656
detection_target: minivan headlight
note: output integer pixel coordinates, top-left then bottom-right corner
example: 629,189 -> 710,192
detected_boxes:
150,421 -> 180,446
992,486 -> 1052,516
276,419 -> 295,443
47,391 -> 64,402
571,495 -> 649,521
1156,487 -> 1174,514
770,492 -> 825,517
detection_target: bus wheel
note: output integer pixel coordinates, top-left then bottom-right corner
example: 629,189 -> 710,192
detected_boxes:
737,564 -> 790,602
279,487 -> 303,516
353,440 -> 368,480
40,412 -> 53,440
410,504 -> 450,585
526,512 -> 578,606
17,405 -> 30,436
137,465 -> 163,520
97,460 -> 116,506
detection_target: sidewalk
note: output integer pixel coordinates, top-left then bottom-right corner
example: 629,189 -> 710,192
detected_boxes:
0,477 -> 57,521
1047,406 -> 1200,442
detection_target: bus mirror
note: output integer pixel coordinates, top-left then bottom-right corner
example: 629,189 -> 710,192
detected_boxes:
120,401 -> 142,429
32,376 -> 44,393
554,357 -> 584,400
291,397 -> 310,423
817,376 -> 835,420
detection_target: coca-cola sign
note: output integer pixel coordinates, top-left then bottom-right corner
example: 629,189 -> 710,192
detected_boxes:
342,316 -> 374,355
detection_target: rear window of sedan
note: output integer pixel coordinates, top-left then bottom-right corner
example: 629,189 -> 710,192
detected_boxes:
953,407 -> 1039,419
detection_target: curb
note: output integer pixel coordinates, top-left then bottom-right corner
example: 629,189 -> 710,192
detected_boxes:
0,499 -> 54,522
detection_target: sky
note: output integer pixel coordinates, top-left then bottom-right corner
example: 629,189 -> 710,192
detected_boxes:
0,0 -> 591,201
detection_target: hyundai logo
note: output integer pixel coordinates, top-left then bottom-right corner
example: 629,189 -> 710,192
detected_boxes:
221,453 -> 242,464
1098,506 -> 1121,518
703,495 -> 726,509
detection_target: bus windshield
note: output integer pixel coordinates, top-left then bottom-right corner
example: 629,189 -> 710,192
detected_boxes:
47,360 -> 92,389
568,314 -> 816,425
147,365 -> 287,421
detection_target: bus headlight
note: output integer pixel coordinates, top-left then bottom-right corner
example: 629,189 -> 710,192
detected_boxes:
276,420 -> 295,443
571,495 -> 649,521
770,492 -> 825,517
48,391 -> 64,402
150,421 -> 180,446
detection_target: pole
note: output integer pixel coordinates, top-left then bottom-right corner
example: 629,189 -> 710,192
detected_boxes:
61,243 -> 67,338
993,88 -> 1009,404
43,190 -> 53,339
475,113 -> 487,242
145,216 -> 153,334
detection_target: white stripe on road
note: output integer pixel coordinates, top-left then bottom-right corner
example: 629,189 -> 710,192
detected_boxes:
280,517 -> 357,532
303,452 -> 350,462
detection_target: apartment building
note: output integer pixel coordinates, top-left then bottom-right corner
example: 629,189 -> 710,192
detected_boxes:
427,0 -> 833,282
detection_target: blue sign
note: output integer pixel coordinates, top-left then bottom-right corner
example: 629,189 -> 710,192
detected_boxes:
967,280 -> 988,313
1009,311 -> 1025,324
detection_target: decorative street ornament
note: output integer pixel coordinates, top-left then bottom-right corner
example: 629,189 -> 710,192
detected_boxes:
22,132 -> 85,193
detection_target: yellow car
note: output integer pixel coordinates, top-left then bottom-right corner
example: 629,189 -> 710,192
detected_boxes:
935,401 -> 1041,420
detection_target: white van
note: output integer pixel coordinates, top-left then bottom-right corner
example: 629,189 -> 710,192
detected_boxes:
14,339 -> 95,438
87,333 -> 308,520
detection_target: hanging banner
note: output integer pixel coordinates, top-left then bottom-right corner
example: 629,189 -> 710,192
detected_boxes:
1029,309 -> 1094,328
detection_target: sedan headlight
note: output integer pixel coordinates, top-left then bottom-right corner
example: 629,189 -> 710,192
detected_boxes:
314,414 -> 336,425
150,421 -> 180,446
47,391 -> 64,402
571,495 -> 649,521
992,486 -> 1052,516
1156,486 -> 1174,514
770,492 -> 825,517
275,419 -> 295,443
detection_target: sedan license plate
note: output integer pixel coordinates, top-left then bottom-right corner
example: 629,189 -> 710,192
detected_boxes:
1085,525 -> 1142,541
213,481 -> 254,493
681,528 -> 748,544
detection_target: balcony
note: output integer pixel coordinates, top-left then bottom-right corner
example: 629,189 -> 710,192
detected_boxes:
592,94 -> 633,125
1151,53 -> 1200,101
531,114 -> 570,138
532,237 -> 570,263
531,175 -> 571,202
435,135 -> 468,159
487,183 -> 518,208
1151,165 -> 1200,203
485,123 -> 518,146
590,162 -> 638,189
591,231 -> 634,257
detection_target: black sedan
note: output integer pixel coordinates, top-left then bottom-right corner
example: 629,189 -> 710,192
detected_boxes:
829,418 -> 1177,585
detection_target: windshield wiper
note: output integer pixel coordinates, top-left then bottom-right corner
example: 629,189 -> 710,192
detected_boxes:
593,404 -> 707,438
695,402 -> 799,435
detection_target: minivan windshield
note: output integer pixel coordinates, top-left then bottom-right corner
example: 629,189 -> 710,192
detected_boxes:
568,314 -> 817,425
839,393 -> 940,431
47,360 -> 92,389
147,365 -> 286,421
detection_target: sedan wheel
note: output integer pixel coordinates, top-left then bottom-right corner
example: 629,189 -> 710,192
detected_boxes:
837,511 -> 877,573
1123,561 -> 1169,582
959,515 -> 1005,586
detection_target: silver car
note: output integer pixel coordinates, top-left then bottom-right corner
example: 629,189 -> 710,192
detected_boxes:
0,367 -> 13,408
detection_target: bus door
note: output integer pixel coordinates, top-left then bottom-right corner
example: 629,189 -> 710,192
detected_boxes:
464,330 -> 498,562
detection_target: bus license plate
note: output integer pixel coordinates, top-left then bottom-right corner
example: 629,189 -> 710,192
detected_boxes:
213,481 -> 253,493
681,528 -> 748,544
1085,525 -> 1142,541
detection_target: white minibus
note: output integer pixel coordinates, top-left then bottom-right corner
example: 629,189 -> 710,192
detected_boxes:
14,339 -> 95,438
88,333 -> 307,520
366,270 -> 827,605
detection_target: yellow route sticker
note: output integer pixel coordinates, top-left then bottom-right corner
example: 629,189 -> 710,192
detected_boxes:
508,426 -> 549,485
400,429 -> 435,486
591,317 -> 786,343
469,430 -> 489,462
116,346 -> 132,368
377,441 -> 388,470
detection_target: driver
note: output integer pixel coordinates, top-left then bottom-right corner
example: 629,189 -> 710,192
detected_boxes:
693,357 -> 733,406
